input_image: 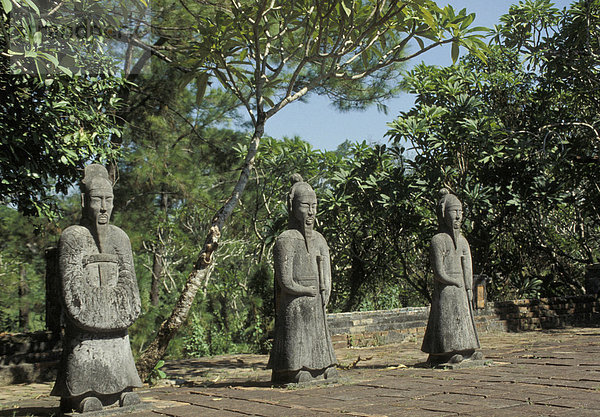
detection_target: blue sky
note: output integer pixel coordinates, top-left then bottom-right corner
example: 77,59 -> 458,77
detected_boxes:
263,0 -> 574,151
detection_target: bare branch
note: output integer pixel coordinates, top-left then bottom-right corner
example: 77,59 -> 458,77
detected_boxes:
212,64 -> 256,125
539,122 -> 600,142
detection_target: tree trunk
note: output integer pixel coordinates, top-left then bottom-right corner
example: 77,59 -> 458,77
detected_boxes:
136,120 -> 265,380
344,253 -> 365,312
18,265 -> 29,331
150,249 -> 163,306
150,192 -> 168,306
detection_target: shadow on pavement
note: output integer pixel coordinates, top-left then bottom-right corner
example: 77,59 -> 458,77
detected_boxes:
0,407 -> 58,416
164,358 -> 267,371
182,379 -> 273,389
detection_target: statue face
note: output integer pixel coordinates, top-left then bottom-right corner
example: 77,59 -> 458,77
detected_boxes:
292,191 -> 317,230
444,204 -> 462,230
84,181 -> 114,226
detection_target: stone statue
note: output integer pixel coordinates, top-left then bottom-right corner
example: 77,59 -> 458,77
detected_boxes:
51,164 -> 143,413
421,188 -> 482,366
269,174 -> 338,384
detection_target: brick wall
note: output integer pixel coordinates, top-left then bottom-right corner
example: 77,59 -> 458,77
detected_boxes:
328,295 -> 600,348
493,296 -> 600,331
0,331 -> 61,386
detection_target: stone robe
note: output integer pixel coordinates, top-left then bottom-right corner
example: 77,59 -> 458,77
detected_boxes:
421,232 -> 480,354
51,224 -> 142,398
269,229 -> 337,372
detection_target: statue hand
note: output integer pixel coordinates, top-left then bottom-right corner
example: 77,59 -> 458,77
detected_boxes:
437,272 -> 462,287
304,286 -> 318,297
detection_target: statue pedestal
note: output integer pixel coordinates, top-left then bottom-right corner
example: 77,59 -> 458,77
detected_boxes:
61,400 -> 150,417
434,359 -> 493,370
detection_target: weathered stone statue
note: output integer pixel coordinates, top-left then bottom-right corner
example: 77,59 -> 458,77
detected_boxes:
422,188 -> 482,366
269,174 -> 338,384
51,164 -> 142,413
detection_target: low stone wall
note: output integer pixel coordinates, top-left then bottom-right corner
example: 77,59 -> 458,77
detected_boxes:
493,296 -> 600,331
0,331 -> 61,386
1,295 -> 598,386
327,295 -> 600,348
327,305 -> 503,348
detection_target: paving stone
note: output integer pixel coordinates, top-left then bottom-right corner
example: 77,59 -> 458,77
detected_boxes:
343,403 -> 440,416
431,386 -> 489,398
399,398 -> 483,414
459,396 -> 525,409
355,386 -> 413,399
517,377 -> 600,390
152,404 -> 244,416
578,373 -> 600,382
554,387 -> 600,401
0,406 -> 58,416
191,395 -> 324,417
312,384 -> 380,400
118,412 -> 164,417
460,403 -> 563,417
369,405 -> 454,417
148,391 -> 221,405
268,394 -> 341,411
188,387 -> 300,403
424,392 -> 502,405
477,387 -> 560,403
3,328 -> 600,417
534,396 -> 600,410
551,408 -> 600,417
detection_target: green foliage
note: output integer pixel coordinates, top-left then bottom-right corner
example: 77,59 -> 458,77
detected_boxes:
386,0 -> 600,299
1,0 -> 127,217
319,142 -> 433,311
145,0 -> 487,126
0,74 -> 124,217
0,206 -> 52,332
182,314 -> 211,357
242,263 -> 274,352
146,360 -> 167,385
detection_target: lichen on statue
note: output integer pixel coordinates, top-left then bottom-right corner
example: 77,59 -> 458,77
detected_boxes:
51,164 -> 143,413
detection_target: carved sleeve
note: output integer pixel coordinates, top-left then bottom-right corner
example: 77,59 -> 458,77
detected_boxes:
59,228 -> 88,328
274,237 -> 315,297
111,229 -> 142,328
430,235 -> 462,287
60,227 -> 140,332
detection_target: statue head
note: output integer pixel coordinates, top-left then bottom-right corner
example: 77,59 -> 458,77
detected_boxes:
287,174 -> 317,234
81,164 -> 114,227
436,188 -> 463,232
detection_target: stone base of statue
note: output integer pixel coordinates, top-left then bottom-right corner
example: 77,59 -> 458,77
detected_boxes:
59,390 -> 147,416
426,350 -> 492,369
271,365 -> 339,387
433,358 -> 494,370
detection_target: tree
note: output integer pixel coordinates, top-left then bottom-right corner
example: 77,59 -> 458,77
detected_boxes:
0,205 -> 52,331
133,0 -> 487,377
109,60 -> 248,355
1,0 -> 126,217
315,142 -> 433,311
386,0 -> 600,300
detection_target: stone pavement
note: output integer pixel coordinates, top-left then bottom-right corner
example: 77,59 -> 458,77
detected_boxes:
1,327 -> 599,416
